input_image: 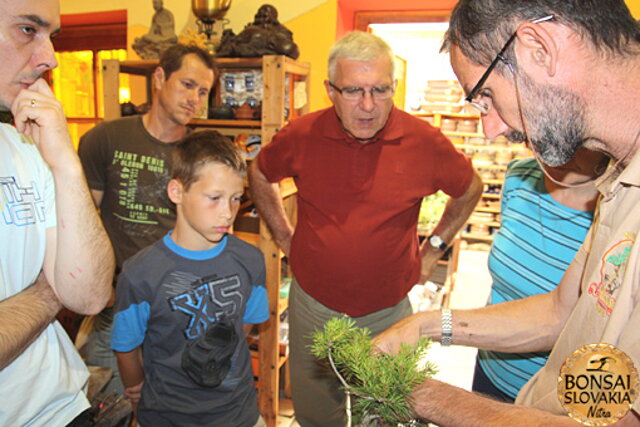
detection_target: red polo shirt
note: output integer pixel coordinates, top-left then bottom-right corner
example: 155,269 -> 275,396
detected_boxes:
257,106 -> 473,316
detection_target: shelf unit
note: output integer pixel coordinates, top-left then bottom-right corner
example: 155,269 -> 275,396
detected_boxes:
102,55 -> 310,427
415,112 -> 531,246
419,232 -> 462,309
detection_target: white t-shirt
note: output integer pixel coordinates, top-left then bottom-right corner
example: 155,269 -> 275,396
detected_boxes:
0,124 -> 89,426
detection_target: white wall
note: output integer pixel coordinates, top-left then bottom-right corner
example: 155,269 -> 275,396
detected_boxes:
371,22 -> 457,111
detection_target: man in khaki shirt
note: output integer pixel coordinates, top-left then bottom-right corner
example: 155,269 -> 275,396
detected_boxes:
376,0 -> 640,425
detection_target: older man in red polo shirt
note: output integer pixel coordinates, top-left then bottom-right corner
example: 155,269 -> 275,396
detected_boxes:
249,31 -> 482,426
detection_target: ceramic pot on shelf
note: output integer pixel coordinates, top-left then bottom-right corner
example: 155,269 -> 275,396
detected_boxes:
208,104 -> 235,119
234,102 -> 254,120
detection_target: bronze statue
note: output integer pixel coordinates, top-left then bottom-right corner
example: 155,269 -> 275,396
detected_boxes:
132,0 -> 179,59
216,4 -> 299,59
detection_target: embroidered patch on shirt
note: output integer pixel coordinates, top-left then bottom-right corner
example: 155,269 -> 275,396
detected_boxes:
587,237 -> 634,317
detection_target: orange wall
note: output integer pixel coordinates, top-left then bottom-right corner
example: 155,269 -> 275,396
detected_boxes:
339,0 -> 639,35
58,0 -> 640,114
285,1 -> 337,112
628,0 -> 640,16
337,0 -> 457,36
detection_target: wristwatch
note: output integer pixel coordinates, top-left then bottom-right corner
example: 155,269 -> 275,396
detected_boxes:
428,234 -> 447,251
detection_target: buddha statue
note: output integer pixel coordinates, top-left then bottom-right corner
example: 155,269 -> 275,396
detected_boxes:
216,4 -> 300,59
132,0 -> 179,60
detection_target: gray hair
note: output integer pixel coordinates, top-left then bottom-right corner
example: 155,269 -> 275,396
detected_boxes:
328,31 -> 395,82
442,0 -> 640,75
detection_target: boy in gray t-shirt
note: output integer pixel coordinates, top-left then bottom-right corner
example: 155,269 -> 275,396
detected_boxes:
111,131 -> 268,426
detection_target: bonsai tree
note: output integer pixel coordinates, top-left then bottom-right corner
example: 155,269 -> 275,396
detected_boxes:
311,317 -> 437,426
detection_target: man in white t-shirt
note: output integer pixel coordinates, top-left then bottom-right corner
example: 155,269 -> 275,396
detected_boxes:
0,0 -> 114,425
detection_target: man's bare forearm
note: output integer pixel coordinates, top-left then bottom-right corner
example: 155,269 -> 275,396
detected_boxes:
375,291 -> 563,355
443,256 -> 583,353
45,162 -> 114,315
248,162 -> 294,255
0,273 -> 61,369
426,293 -> 561,352
12,80 -> 113,315
410,379 -> 580,426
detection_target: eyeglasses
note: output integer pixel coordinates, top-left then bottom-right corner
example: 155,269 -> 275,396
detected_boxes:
465,15 -> 555,115
328,81 -> 394,101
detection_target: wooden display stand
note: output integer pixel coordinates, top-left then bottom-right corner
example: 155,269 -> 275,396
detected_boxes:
102,55 -> 310,427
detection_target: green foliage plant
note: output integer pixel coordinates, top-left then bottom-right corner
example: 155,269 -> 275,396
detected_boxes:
311,317 -> 437,426
418,191 -> 449,234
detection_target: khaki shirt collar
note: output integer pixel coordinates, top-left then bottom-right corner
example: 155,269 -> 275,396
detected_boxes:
596,147 -> 640,196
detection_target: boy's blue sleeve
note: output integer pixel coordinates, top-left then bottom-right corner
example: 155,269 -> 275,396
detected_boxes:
243,285 -> 269,324
111,272 -> 150,352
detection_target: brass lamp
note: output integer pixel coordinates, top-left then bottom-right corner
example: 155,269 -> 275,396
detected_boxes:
192,0 -> 232,53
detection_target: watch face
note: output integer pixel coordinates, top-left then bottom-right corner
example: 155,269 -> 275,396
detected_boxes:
430,235 -> 445,250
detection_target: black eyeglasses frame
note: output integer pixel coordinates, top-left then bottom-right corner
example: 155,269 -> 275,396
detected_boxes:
464,15 -> 555,107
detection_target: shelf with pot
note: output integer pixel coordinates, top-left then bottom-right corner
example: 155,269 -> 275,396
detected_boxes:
103,56 -> 309,124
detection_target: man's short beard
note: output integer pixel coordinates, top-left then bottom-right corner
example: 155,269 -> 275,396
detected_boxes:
505,129 -> 527,144
515,72 -> 587,167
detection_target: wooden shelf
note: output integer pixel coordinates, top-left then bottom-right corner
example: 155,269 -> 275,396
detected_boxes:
413,111 -> 480,119
251,350 -> 288,369
118,60 -> 155,74
483,179 -> 504,185
468,220 -> 501,227
455,143 -> 523,152
475,206 -> 500,214
115,57 -> 311,74
462,232 -> 494,242
482,193 -> 501,199
190,118 -> 261,128
477,164 -> 508,171
215,56 -> 310,75
234,231 -> 260,247
252,56 -> 307,427
444,131 -> 485,138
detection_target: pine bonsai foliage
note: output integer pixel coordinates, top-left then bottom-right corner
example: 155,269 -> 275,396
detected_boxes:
311,317 -> 437,426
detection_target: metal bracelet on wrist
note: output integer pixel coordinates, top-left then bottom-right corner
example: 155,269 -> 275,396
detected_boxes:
441,308 -> 453,346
